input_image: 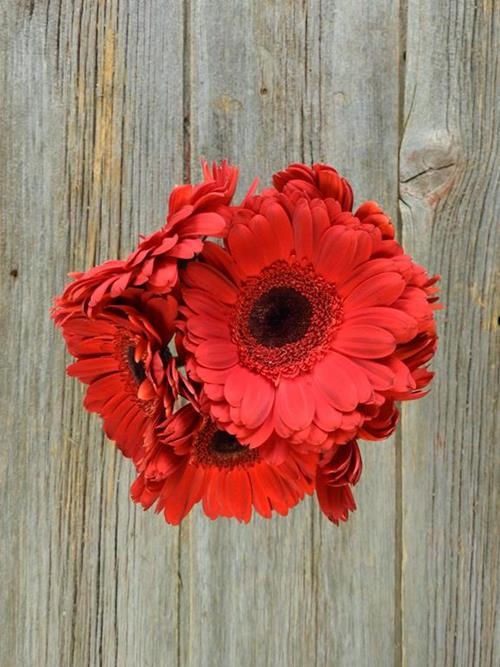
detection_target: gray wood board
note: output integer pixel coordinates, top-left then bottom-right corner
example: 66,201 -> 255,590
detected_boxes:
1,2 -> 185,666
399,1 -> 499,665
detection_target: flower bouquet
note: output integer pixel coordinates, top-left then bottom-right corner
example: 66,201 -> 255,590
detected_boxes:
52,161 -> 439,524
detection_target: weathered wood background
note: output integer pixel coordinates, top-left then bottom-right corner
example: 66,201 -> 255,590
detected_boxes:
1,1 -> 498,665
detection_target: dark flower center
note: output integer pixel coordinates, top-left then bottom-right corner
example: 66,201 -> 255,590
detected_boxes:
232,261 -> 344,380
210,430 -> 247,455
248,286 -> 312,347
193,419 -> 259,469
127,346 -> 146,384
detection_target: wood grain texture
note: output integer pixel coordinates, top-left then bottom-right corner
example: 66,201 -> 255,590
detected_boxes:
310,2 -> 401,664
400,1 -> 499,666
0,1 -> 497,666
182,4 -> 319,666
1,2 -> 185,666
182,3 -> 400,666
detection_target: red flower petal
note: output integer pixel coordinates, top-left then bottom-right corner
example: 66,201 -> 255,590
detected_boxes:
195,341 -> 239,369
183,263 -> 238,304
239,374 -> 275,429
275,377 -> 315,431
225,468 -> 252,522
315,226 -> 372,283
259,199 -> 294,259
187,315 -> 231,341
224,365 -> 254,406
67,357 -> 118,383
344,306 -> 418,343
292,199 -> 315,261
316,480 -> 357,525
352,358 -> 395,391
312,354 -> 359,412
249,214 -> 283,266
332,325 -> 396,359
227,223 -> 266,276
181,288 -> 230,319
343,272 -> 406,309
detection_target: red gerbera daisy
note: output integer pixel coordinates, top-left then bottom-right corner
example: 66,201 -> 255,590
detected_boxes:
316,439 -> 362,524
55,161 -> 238,315
53,289 -> 183,462
178,189 -> 439,450
131,403 -> 317,524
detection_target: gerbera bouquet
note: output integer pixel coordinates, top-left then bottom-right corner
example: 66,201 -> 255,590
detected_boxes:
52,161 -> 440,525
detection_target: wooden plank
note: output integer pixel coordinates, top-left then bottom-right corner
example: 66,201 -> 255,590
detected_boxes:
400,1 -> 499,665
182,3 -> 317,666
312,2 -> 401,665
0,2 -> 185,665
182,2 -> 400,666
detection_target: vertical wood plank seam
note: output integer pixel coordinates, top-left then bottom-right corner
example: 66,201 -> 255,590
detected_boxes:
312,0 -> 323,667
179,2 -> 193,665
41,8 -> 57,665
69,424 -> 91,665
56,17 -> 88,659
55,0 -> 63,74
183,0 -> 192,184
176,532 -> 182,667
301,0 -> 308,167
396,1 -> 407,664
301,4 -> 319,663
113,480 -> 120,667
99,5 -> 119,660
102,1 -> 118,257
73,1 -> 86,272
116,6 -> 130,260
90,5 -> 101,268
318,0 -> 323,155
311,502 -> 319,667
96,454 -> 106,665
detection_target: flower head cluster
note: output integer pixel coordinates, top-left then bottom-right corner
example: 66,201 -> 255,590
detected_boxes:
53,161 -> 440,525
